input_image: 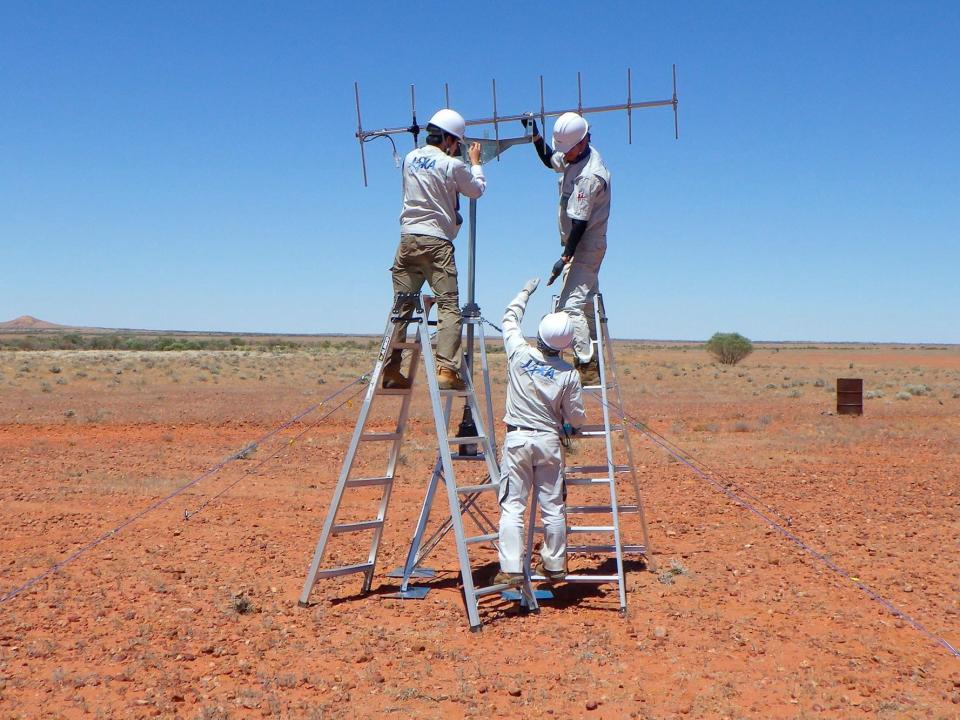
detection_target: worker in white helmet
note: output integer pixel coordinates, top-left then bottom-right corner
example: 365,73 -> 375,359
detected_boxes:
494,277 -> 586,586
385,109 -> 485,391
522,112 -> 611,386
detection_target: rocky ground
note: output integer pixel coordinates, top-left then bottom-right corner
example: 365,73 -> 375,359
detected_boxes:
1,343 -> 958,718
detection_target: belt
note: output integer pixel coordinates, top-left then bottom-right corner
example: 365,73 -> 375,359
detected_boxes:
506,424 -> 549,433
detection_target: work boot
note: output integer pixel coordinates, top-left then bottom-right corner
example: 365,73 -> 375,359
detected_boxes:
437,367 -> 466,391
576,358 -> 600,386
381,364 -> 411,389
492,571 -> 523,587
534,561 -> 567,583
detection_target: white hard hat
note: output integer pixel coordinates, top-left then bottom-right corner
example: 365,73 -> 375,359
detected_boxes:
538,312 -> 574,351
552,112 -> 589,153
428,108 -> 466,140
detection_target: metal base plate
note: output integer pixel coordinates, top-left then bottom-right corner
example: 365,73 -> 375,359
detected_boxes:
386,567 -> 436,579
383,586 -> 431,600
501,589 -> 554,601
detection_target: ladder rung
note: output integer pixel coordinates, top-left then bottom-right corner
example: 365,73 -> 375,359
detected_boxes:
566,464 -> 630,475
533,525 -> 615,534
447,435 -> 485,444
450,453 -> 487,461
569,525 -> 616,534
583,384 -> 614,391
455,483 -> 498,494
361,432 -> 401,442
439,388 -> 472,396
391,342 -> 419,350
375,387 -> 413,396
567,505 -> 615,514
567,544 -> 645,554
465,532 -> 498,545
530,573 -> 620,583
565,477 -> 611,486
314,562 -> 374,579
332,519 -> 383,535
344,476 -> 393,488
473,582 -> 515,598
579,426 -> 623,437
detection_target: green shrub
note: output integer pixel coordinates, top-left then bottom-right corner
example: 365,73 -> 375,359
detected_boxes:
704,332 -> 754,366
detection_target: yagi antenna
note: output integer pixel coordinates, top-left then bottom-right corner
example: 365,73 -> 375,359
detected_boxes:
353,65 -> 680,185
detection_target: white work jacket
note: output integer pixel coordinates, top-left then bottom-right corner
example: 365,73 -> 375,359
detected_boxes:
551,146 -> 611,245
501,289 -> 586,433
399,145 -> 485,242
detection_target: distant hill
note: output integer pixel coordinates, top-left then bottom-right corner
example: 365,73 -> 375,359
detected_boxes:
0,315 -> 69,330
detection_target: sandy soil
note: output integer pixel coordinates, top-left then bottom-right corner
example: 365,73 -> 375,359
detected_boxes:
1,343 -> 958,719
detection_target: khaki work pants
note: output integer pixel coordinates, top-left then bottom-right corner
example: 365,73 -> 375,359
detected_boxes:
389,234 -> 462,374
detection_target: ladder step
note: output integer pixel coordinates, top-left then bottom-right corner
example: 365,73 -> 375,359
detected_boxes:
455,483 -> 499,494
567,544 -> 647,554
565,477 -> 612,486
439,388 -> 473,396
361,432 -> 401,442
375,387 -> 413,396
473,582 -> 516,598
447,435 -> 485,445
314,562 -> 374,579
450,453 -> 488,462
530,573 -> 620,584
391,341 -> 419,350
332,519 -> 383,535
465,532 -> 498,545
578,426 -> 623,437
564,505 -> 640,514
567,505 -> 615,514
344,476 -> 393,488
566,464 -> 631,475
533,525 -> 616,534
569,525 -> 616,533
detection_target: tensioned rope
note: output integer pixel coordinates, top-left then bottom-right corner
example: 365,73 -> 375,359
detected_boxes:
589,392 -> 960,659
183,381 -> 367,518
0,376 -> 369,607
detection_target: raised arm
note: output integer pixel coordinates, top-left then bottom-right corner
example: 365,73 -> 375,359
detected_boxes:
502,278 -> 540,359
453,142 -> 486,199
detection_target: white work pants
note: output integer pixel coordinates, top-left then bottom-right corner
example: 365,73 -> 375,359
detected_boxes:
557,236 -> 606,364
497,430 -> 566,574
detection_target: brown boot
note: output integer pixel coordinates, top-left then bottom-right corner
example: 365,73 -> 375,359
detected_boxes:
534,561 -> 567,583
381,364 -> 411,389
437,367 -> 466,391
576,358 -> 600,386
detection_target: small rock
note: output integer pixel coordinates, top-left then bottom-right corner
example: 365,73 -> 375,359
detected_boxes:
508,687 -> 522,697
653,626 -> 668,639
586,700 -> 598,710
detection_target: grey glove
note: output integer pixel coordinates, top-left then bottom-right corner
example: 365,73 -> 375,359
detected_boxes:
522,277 -> 540,296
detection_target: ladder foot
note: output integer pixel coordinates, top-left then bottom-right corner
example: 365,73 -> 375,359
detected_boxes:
469,624 -> 483,633
297,600 -> 311,609
618,607 -> 628,618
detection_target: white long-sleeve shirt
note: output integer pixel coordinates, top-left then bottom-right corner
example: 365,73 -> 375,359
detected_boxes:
502,289 -> 586,433
399,145 -> 485,242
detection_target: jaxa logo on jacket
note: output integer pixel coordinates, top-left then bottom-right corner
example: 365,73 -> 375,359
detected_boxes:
520,357 -> 557,380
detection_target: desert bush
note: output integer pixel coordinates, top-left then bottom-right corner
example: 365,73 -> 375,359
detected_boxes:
904,384 -> 930,396
705,332 -> 753,365
864,389 -> 884,399
896,391 -> 911,401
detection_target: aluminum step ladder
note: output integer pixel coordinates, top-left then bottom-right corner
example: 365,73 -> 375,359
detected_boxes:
525,292 -> 654,615
298,292 -> 539,629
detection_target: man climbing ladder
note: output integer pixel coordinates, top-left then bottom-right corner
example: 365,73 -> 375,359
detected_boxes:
495,277 -> 586,585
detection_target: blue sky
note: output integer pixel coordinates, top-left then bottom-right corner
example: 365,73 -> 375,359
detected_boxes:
2,1 -> 957,342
